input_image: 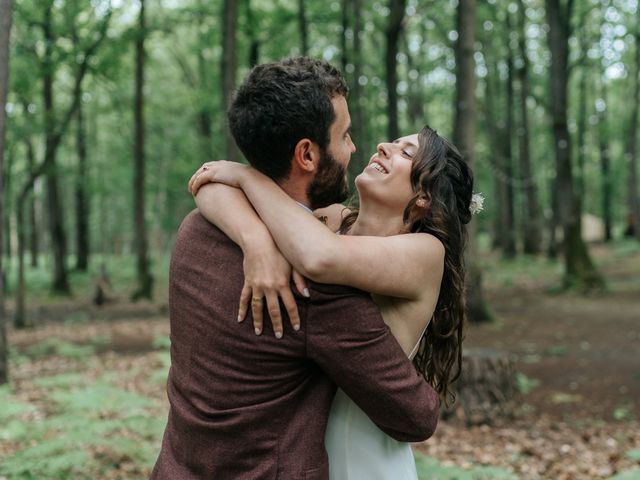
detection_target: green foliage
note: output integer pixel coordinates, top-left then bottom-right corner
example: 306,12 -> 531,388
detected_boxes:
608,469 -> 640,480
613,406 -> 635,421
0,372 -> 164,479
414,451 -> 518,480
625,449 -> 640,461
24,338 -> 95,359
515,372 -> 540,395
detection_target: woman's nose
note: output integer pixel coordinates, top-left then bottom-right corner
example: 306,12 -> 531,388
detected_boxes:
377,143 -> 390,157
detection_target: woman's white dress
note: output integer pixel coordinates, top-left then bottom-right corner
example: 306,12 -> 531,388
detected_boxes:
324,334 -> 426,479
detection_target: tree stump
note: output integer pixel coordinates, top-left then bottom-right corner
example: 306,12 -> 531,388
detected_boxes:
445,348 -> 518,426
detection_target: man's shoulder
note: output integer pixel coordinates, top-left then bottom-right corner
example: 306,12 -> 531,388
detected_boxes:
177,209 -> 227,240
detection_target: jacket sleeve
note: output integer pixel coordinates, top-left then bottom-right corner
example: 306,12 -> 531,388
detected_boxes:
305,283 -> 440,442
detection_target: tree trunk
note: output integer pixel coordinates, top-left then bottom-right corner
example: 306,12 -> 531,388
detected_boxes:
244,0 -> 260,67
480,42 -> 504,250
298,0 -> 309,55
454,0 -> 491,322
545,0 -> 603,290
598,77 -> 612,242
15,194 -> 28,329
626,8 -> 640,241
340,0 -> 349,74
348,0 -> 367,180
448,349 -> 518,426
25,137 -> 39,266
42,4 -> 71,295
221,0 -> 239,162
75,99 -> 89,271
501,14 -> 516,257
516,0 -> 542,254
385,0 -> 406,141
0,0 -> 12,384
132,0 -> 153,300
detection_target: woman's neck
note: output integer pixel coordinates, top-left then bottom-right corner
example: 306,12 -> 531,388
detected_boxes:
349,203 -> 405,237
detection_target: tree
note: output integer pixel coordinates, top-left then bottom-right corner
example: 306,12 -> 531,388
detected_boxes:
626,5 -> 640,241
500,12 -> 516,258
132,0 -> 153,300
545,0 -> 603,289
221,0 -> 239,163
516,0 -> 542,254
298,0 -> 309,55
0,0 -> 12,385
598,76 -> 612,241
385,0 -> 407,141
454,0 -> 491,322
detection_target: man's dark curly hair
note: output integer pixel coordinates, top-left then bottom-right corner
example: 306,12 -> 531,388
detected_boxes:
228,57 -> 348,181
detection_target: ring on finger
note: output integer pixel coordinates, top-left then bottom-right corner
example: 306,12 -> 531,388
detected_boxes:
251,297 -> 263,304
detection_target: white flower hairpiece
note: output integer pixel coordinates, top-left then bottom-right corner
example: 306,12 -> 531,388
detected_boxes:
469,193 -> 485,215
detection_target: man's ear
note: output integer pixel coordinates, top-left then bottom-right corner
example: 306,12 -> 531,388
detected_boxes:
292,138 -> 321,174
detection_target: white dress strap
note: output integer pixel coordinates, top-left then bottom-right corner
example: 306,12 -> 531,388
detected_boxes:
408,317 -> 431,359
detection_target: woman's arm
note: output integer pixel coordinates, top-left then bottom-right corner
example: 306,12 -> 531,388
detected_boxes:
191,163 -> 444,300
194,183 -> 306,336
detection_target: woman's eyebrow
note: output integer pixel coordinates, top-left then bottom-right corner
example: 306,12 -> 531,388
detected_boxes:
393,139 -> 417,148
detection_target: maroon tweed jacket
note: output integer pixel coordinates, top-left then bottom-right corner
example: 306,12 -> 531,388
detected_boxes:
151,210 -> 439,479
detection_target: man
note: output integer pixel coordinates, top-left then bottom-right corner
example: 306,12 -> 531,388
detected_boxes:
151,57 -> 439,479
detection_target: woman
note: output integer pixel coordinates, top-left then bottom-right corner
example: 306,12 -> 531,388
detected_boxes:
189,126 -> 475,479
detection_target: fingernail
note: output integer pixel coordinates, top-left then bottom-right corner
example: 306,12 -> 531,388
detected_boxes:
275,331 -> 283,339
303,288 -> 310,297
255,328 -> 261,335
237,315 -> 243,322
293,324 -> 300,331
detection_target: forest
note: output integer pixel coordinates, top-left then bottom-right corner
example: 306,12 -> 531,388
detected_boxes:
0,0 -> 639,478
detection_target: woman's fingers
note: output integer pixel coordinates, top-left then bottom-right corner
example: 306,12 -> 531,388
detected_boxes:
292,270 -> 309,298
280,289 -> 300,331
265,292 -> 283,338
238,285 -> 252,322
251,294 -> 264,335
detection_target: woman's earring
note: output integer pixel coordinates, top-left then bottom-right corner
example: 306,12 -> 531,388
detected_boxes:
416,198 -> 427,208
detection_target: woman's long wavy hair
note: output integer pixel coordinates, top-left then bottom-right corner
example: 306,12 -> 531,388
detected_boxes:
341,126 -> 473,405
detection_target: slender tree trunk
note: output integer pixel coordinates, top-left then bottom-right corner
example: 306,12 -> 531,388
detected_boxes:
454,0 -> 491,322
348,0 -> 367,180
75,100 -> 89,271
385,0 -> 406,141
132,0 -> 153,300
501,15 -> 516,257
480,44 -> 504,250
0,0 -> 12,384
25,138 -> 39,266
15,195 -> 27,329
43,4 -> 71,295
221,0 -> 239,162
517,0 -> 542,254
546,0 -> 603,289
626,8 -> 640,241
245,0 -> 260,67
576,55 -> 588,202
298,0 -> 308,55
340,0 -> 349,74
598,77 -> 612,241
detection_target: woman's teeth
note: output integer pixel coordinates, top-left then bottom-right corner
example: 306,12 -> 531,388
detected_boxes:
372,162 -> 388,174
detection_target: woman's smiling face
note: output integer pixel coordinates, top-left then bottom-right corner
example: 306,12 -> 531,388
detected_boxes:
355,133 -> 420,212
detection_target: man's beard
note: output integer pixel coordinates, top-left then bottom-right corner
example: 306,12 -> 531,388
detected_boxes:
307,150 -> 349,210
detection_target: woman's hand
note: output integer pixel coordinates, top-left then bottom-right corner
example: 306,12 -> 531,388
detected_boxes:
188,160 -> 250,196
239,235 -> 309,338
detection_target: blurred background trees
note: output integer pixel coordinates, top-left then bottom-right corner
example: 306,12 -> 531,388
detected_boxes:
1,0 -> 640,377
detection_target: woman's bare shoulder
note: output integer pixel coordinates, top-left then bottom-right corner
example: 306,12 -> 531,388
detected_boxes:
313,204 -> 352,232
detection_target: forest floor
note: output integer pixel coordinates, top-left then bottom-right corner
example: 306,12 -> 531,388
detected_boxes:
1,240 -> 640,479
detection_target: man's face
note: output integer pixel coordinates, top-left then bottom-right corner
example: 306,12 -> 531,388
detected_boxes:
307,96 -> 356,209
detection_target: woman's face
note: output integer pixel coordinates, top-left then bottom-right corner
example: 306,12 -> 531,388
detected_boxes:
355,133 -> 420,212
